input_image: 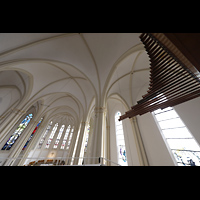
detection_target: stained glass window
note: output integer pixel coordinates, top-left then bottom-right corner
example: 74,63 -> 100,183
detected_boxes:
37,121 -> 52,149
66,126 -> 74,150
1,114 -> 33,150
84,124 -> 90,153
115,111 -> 128,166
53,125 -> 65,149
22,117 -> 43,150
45,123 -> 58,149
153,107 -> 200,166
60,125 -> 71,149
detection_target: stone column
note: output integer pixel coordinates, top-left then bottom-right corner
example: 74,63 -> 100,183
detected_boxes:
73,121 -> 86,165
89,107 -> 106,164
65,128 -> 77,165
131,117 -> 149,166
106,125 -> 110,166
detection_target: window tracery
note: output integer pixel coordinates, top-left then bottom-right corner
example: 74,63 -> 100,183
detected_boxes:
22,117 -> 43,150
66,127 -> 74,150
53,125 -> 65,149
115,111 -> 128,166
45,123 -> 58,149
60,125 -> 71,149
1,113 -> 33,150
37,121 -> 52,149
153,107 -> 200,166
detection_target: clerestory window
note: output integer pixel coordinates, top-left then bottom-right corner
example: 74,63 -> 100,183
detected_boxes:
60,125 -> 71,149
37,121 -> 52,149
45,123 -> 58,149
1,114 -> 33,150
115,111 -> 128,166
53,125 -> 65,149
153,107 -> 200,166
22,117 -> 43,150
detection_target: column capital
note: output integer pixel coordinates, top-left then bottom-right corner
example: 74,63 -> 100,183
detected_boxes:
131,116 -> 137,121
94,107 -> 107,113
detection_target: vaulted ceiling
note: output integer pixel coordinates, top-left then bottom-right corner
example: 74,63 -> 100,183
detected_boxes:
0,33 -> 150,126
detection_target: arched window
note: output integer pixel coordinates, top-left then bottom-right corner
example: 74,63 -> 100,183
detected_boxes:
45,123 -> 58,149
66,126 -> 74,150
53,125 -> 65,149
22,117 -> 43,150
153,107 -> 200,166
115,111 -> 128,166
1,113 -> 33,150
60,125 -> 71,149
84,124 -> 90,154
37,121 -> 52,149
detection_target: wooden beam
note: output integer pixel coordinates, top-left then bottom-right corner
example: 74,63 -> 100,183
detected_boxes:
119,33 -> 200,121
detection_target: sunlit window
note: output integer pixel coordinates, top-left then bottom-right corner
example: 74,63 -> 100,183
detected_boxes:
66,127 -> 74,150
2,113 -> 33,150
53,125 -> 65,149
60,125 -> 71,149
115,111 -> 128,166
37,121 -> 52,149
153,107 -> 200,166
45,123 -> 58,149
84,124 -> 90,153
22,117 -> 43,150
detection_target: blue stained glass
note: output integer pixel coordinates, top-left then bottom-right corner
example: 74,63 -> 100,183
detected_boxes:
22,118 -> 43,150
1,113 -> 33,150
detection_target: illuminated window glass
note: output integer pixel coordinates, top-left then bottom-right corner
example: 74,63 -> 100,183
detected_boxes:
115,111 -> 128,166
37,121 -> 52,149
2,114 -> 33,150
53,125 -> 65,149
22,117 -> 43,150
66,126 -> 74,150
84,124 -> 90,153
45,123 -> 58,149
60,125 -> 71,149
153,107 -> 200,166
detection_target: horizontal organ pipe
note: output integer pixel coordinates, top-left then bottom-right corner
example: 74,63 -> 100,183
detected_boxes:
119,33 -> 200,121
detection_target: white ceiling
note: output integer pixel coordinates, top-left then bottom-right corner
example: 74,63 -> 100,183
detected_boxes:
0,33 -> 150,126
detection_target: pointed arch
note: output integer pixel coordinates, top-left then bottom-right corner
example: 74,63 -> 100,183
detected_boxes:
114,111 -> 128,165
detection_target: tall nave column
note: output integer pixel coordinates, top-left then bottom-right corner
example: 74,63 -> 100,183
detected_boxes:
88,106 -> 107,164
73,121 -> 86,165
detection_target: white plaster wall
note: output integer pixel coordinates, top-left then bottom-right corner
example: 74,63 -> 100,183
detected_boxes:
137,113 -> 175,166
174,97 -> 200,147
109,112 -> 118,165
135,83 -> 175,166
107,97 -> 140,166
137,96 -> 200,166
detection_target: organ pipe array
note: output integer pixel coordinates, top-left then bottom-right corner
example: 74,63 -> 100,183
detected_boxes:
119,33 -> 200,121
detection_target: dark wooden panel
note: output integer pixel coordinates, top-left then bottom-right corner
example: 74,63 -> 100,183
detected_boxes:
164,33 -> 200,72
119,33 -> 200,121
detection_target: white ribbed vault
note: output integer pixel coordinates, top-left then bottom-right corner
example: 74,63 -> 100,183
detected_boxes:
0,33 -> 160,166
